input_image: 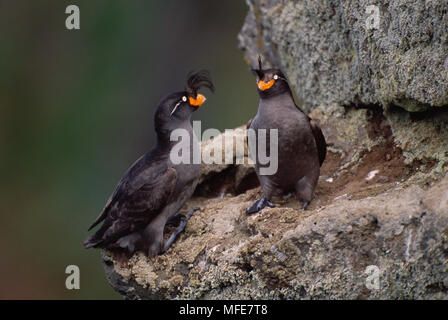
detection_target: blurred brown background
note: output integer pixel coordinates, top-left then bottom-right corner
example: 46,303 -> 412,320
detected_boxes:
0,0 -> 256,299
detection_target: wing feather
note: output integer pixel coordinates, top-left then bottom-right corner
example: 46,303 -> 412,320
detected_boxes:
309,119 -> 327,166
84,167 -> 177,248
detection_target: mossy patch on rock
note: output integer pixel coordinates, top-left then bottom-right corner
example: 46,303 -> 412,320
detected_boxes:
238,0 -> 448,112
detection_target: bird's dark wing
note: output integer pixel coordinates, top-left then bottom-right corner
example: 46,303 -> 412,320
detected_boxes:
121,167 -> 177,215
87,155 -> 144,231
309,119 -> 326,166
87,154 -> 165,231
84,167 -> 177,248
87,189 -> 117,231
290,98 -> 326,166
102,167 -> 177,239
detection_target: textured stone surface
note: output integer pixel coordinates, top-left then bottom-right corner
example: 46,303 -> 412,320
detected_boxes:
194,125 -> 258,197
100,1 -> 448,299
238,0 -> 448,112
103,112 -> 448,299
103,174 -> 448,299
312,104 -> 448,177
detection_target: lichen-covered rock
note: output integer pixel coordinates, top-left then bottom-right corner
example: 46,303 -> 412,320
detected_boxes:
100,1 -> 448,299
103,175 -> 448,299
194,125 -> 258,197
238,0 -> 448,112
312,103 -> 448,178
102,111 -> 448,299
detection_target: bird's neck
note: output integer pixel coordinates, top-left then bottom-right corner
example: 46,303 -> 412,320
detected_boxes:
258,84 -> 291,100
155,120 -> 194,149
258,91 -> 298,114
156,132 -> 173,149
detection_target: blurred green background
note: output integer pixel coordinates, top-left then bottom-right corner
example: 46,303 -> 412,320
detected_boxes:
0,0 -> 256,299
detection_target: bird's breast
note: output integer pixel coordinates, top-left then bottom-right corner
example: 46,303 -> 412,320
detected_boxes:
250,103 -> 318,185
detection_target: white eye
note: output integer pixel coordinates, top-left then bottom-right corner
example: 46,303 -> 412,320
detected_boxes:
273,74 -> 279,80
182,96 -> 187,102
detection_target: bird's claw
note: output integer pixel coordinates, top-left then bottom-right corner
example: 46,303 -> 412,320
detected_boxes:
161,207 -> 200,254
166,213 -> 185,227
246,197 -> 275,215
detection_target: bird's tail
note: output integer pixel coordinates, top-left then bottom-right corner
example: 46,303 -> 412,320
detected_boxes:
83,222 -> 110,248
83,233 -> 103,249
83,216 -> 113,249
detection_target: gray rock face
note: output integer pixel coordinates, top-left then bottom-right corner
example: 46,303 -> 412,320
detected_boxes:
100,1 -> 448,299
103,172 -> 448,299
238,0 -> 448,112
103,110 -> 448,299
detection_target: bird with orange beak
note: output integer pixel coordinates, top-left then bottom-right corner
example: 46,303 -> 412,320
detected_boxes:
246,57 -> 326,214
84,70 -> 214,257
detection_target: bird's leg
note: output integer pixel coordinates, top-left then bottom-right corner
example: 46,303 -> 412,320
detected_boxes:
161,207 -> 200,254
295,176 -> 314,211
301,201 -> 309,211
246,197 -> 275,215
282,192 -> 293,200
166,213 -> 185,227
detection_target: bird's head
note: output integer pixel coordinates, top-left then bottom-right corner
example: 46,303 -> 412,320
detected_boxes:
154,70 -> 214,137
251,56 -> 290,98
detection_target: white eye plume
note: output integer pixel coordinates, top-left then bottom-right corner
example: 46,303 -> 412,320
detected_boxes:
273,74 -> 279,80
170,97 -> 186,116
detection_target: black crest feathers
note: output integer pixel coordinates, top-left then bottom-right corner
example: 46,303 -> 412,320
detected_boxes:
251,55 -> 264,78
185,70 -> 215,97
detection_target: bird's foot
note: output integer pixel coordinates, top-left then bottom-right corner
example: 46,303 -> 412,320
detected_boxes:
301,201 -> 309,211
246,197 -> 275,215
166,213 -> 185,227
161,207 -> 200,254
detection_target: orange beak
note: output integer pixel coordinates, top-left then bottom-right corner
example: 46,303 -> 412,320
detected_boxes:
257,79 -> 275,91
189,93 -> 206,107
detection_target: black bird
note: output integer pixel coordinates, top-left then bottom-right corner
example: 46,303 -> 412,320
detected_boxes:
83,71 -> 214,257
246,57 -> 326,214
